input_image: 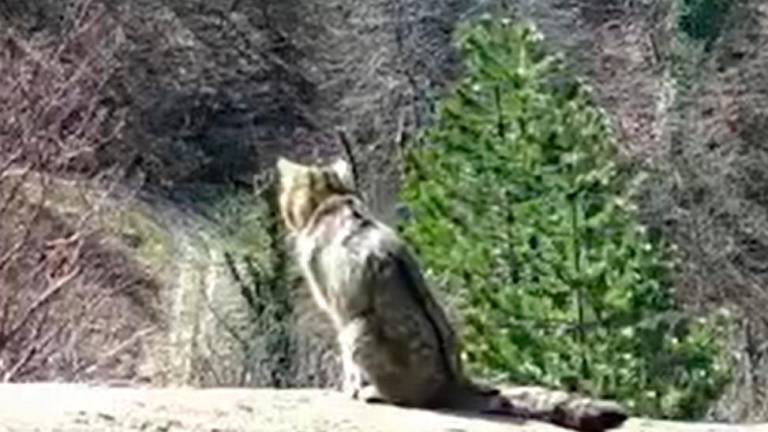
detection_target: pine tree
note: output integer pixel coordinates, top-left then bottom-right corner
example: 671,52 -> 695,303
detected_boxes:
400,18 -> 729,419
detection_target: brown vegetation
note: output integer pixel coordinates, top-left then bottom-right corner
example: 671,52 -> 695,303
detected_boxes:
0,0 -> 160,383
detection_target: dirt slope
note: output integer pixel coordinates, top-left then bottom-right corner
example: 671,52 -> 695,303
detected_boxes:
0,384 -> 757,432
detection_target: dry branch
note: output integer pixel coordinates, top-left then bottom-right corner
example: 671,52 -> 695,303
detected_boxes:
0,0 -> 146,383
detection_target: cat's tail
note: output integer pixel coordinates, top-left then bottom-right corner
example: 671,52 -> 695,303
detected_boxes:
446,382 -> 628,432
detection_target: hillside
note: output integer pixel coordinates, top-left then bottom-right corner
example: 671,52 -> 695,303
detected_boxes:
1,0 -> 767,426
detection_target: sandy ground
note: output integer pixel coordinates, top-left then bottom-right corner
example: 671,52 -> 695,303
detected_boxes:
0,384 -> 759,432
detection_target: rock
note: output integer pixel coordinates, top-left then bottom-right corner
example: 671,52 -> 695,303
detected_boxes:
0,384 -> 756,432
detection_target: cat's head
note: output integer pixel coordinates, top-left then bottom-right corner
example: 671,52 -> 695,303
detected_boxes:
276,157 -> 356,232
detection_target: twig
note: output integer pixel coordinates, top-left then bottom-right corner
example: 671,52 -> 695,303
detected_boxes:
2,331 -> 51,381
395,108 -> 409,152
336,128 -> 361,187
494,85 -> 506,139
0,148 -> 23,179
252,170 -> 276,198
3,266 -> 81,349
0,165 -> 32,220
77,326 -> 156,376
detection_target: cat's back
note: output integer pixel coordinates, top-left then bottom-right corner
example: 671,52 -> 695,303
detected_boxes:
301,195 -> 398,264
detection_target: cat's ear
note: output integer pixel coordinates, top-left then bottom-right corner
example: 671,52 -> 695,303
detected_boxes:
330,158 -> 355,190
276,157 -> 303,180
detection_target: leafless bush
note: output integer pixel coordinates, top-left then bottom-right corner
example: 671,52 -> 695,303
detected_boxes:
0,0 -> 123,175
0,0 -> 158,383
629,2 -> 768,422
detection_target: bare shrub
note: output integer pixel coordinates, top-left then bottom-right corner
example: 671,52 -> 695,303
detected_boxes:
630,1 -> 768,422
0,0 -> 123,175
0,0 -> 158,383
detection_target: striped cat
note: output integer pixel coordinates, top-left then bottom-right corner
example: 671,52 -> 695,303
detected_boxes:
276,156 -> 627,432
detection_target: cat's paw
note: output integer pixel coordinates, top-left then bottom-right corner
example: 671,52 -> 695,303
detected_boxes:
359,384 -> 387,404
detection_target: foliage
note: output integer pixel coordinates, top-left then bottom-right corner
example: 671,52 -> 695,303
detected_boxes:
399,17 -> 730,419
210,180 -> 298,388
208,169 -> 344,390
677,0 -> 730,48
